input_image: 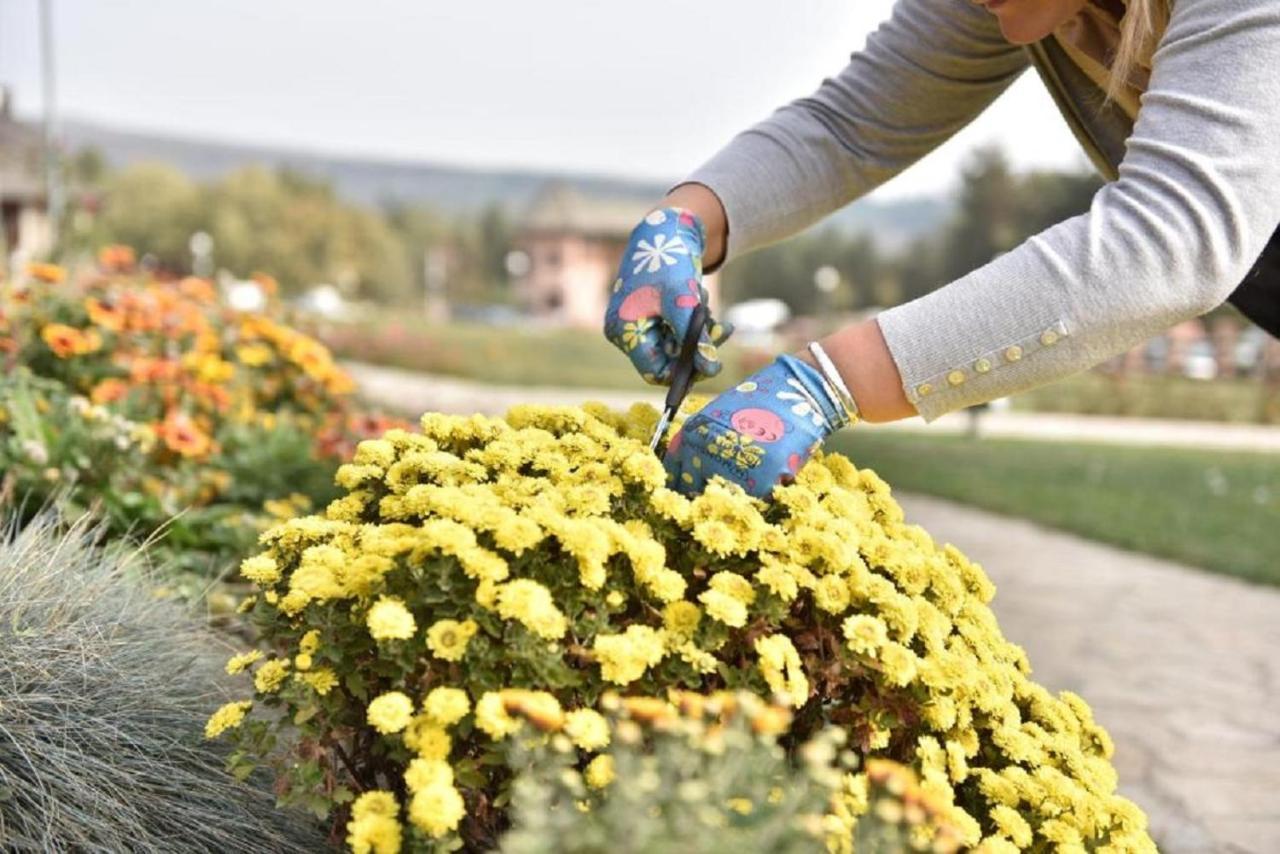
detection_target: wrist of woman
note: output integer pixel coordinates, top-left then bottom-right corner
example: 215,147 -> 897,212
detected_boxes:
661,182 -> 728,270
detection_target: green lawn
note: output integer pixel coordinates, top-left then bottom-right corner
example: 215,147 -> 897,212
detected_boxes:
317,318 -> 756,392
828,430 -> 1280,587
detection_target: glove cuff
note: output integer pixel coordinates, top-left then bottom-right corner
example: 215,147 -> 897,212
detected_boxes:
637,206 -> 706,259
778,354 -> 853,433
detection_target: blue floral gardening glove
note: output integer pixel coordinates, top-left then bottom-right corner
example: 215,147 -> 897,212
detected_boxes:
663,354 -> 854,499
604,207 -> 733,385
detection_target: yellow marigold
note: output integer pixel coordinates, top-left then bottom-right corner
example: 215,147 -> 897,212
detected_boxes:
814,575 -> 852,614
426,618 -> 478,661
347,791 -> 403,854
495,578 -> 567,640
423,687 -> 471,727
754,634 -> 809,709
594,625 -> 667,685
501,689 -> 565,731
584,754 -> 616,789
240,555 -> 281,588
843,614 -> 889,657
404,718 -> 452,760
475,691 -> 521,740
405,757 -> 453,793
408,782 -> 466,839
253,659 -> 290,693
563,709 -> 611,751
367,691 -> 415,735
298,629 -> 321,656
204,700 -> 252,739
699,589 -> 748,628
297,668 -> 339,696
225,650 -> 262,675
662,600 -> 701,640
367,596 -> 417,641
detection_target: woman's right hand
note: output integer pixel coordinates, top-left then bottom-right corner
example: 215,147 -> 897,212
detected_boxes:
603,207 -> 732,385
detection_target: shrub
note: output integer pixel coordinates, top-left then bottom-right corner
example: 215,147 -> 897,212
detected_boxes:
0,256 -> 408,575
216,402 -> 1155,852
498,690 -> 964,854
0,512 -> 326,852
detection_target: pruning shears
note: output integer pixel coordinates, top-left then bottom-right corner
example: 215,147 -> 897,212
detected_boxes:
649,303 -> 711,453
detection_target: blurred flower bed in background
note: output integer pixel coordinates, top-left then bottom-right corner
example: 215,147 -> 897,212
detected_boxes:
0,248 -> 408,582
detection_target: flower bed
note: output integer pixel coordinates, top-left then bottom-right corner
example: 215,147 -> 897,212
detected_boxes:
0,251 -> 407,576
216,402 -> 1154,852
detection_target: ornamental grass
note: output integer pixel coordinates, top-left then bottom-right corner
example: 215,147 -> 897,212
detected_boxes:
0,512 -> 324,853
216,401 -> 1155,852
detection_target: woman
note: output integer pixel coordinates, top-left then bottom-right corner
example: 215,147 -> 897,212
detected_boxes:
603,0 -> 1280,498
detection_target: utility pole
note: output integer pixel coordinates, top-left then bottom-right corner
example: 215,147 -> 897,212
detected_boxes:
40,0 -> 63,247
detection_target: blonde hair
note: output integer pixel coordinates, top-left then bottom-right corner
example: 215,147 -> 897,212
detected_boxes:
1107,0 -> 1171,101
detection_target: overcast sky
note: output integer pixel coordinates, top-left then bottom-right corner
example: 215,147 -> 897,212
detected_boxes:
0,0 -> 1091,199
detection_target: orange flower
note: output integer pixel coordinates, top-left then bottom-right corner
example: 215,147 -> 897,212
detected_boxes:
178,276 -> 218,304
98,244 -> 136,273
129,357 -> 183,385
0,337 -> 16,354
85,297 -> 127,332
41,324 -> 102,358
250,272 -> 279,297
26,262 -> 66,284
90,378 -> 130,405
155,410 -> 213,458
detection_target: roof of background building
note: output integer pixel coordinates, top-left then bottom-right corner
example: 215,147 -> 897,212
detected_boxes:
520,181 -> 647,239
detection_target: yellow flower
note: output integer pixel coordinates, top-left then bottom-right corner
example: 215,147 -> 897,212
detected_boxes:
239,554 -> 280,586
699,589 -> 748,628
408,782 -> 466,839
475,691 -> 521,740
297,668 -> 339,696
754,635 -> 809,708
496,579 -> 567,640
843,614 -> 889,657
564,709 -> 610,751
367,692 -> 415,734
204,700 -> 252,738
299,629 -> 321,655
423,687 -> 471,727
814,575 -> 852,614
225,650 -> 262,675
594,625 -> 667,685
367,596 -> 417,641
253,659 -> 290,694
426,618 -> 478,661
662,600 -> 701,640
404,757 -> 453,793
403,718 -> 452,760
347,791 -> 403,854
584,754 -> 615,789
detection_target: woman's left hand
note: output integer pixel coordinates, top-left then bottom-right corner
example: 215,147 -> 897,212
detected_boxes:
662,354 -> 854,499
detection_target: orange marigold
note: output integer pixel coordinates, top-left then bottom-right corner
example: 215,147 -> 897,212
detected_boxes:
27,262 -> 66,284
90,378 -> 130,405
98,244 -> 137,273
156,410 -> 213,458
41,324 -> 102,358
85,297 -> 127,332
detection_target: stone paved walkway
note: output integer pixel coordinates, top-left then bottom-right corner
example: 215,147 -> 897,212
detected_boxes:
348,362 -> 1280,851
896,492 -> 1280,854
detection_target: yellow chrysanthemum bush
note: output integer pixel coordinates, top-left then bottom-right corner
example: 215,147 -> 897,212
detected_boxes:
215,401 -> 1154,852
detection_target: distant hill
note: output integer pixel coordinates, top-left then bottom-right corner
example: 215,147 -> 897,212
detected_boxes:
60,117 -> 950,247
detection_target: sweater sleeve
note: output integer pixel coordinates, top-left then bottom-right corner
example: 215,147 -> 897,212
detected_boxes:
682,0 -> 1028,261
874,0 -> 1280,421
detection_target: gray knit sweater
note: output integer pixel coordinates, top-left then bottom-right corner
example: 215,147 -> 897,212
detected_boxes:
685,0 -> 1280,422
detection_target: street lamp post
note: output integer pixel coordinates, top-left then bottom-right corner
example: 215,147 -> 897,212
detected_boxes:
39,0 -> 63,247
